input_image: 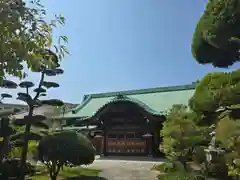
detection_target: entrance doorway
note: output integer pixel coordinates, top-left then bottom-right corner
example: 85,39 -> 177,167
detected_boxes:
106,131 -> 147,154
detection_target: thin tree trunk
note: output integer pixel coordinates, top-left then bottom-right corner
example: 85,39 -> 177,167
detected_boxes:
0,136 -> 9,162
0,118 -> 10,163
18,124 -> 31,180
50,162 -> 57,180
50,162 -> 61,180
50,175 -> 57,180
18,107 -> 34,180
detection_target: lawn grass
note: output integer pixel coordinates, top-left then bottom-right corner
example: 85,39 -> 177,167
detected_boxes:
31,166 -> 101,180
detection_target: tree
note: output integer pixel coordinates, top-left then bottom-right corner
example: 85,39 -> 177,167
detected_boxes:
0,0 -> 69,79
37,131 -> 96,180
191,0 -> 240,67
160,104 -> 208,169
10,66 -> 65,180
0,80 -> 37,179
8,140 -> 38,159
189,70 -> 240,178
0,114 -> 16,163
189,69 -> 240,118
0,80 -> 20,163
216,115 -> 240,177
190,0 -> 240,178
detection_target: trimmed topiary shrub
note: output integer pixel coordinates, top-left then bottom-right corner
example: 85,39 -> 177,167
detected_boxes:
38,131 -> 96,180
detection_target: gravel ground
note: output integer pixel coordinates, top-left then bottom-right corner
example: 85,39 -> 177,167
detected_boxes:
84,156 -> 164,180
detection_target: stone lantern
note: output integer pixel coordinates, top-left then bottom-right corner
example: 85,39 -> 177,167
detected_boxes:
204,125 -> 225,179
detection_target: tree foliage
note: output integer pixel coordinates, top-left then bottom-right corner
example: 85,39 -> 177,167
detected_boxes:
0,117 -> 15,163
191,0 -> 240,67
189,69 -> 240,116
216,118 -> 240,177
0,0 -> 69,79
187,69 -> 240,178
38,131 -> 95,180
160,103 -> 234,179
160,104 -> 208,167
0,84 -> 38,179
8,140 -> 38,159
188,0 -> 240,178
0,82 -> 21,163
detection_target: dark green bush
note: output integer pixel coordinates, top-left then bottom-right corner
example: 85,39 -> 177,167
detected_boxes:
38,131 -> 96,180
38,131 -> 96,166
207,162 -> 229,179
192,146 -> 206,164
0,158 -> 36,179
160,105 -> 208,167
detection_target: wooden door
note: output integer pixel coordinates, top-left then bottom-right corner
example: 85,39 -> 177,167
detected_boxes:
106,131 -> 147,154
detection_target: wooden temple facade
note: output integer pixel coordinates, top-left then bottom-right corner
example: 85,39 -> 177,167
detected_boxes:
86,97 -> 164,156
55,84 -> 196,156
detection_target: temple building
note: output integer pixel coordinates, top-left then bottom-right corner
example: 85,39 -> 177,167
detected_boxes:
55,83 -> 196,156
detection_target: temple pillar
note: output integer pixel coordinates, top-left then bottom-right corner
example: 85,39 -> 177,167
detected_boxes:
143,133 -> 153,156
93,135 -> 103,155
103,128 -> 107,156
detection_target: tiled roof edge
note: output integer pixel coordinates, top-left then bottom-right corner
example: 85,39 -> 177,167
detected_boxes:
89,83 -> 196,98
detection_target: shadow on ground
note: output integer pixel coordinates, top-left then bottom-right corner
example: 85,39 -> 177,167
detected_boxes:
97,155 -> 166,162
64,176 -> 107,180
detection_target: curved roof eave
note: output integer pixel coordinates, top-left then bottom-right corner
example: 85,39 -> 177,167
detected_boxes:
90,94 -> 166,120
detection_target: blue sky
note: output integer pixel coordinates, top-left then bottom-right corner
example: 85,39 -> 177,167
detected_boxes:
3,0 -> 235,104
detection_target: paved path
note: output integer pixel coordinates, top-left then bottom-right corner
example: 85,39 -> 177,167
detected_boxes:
85,156 -> 164,180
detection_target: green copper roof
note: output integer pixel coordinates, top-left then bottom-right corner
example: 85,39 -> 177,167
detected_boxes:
61,84 -> 196,119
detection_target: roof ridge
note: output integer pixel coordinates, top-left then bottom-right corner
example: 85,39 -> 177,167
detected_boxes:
89,83 -> 196,98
